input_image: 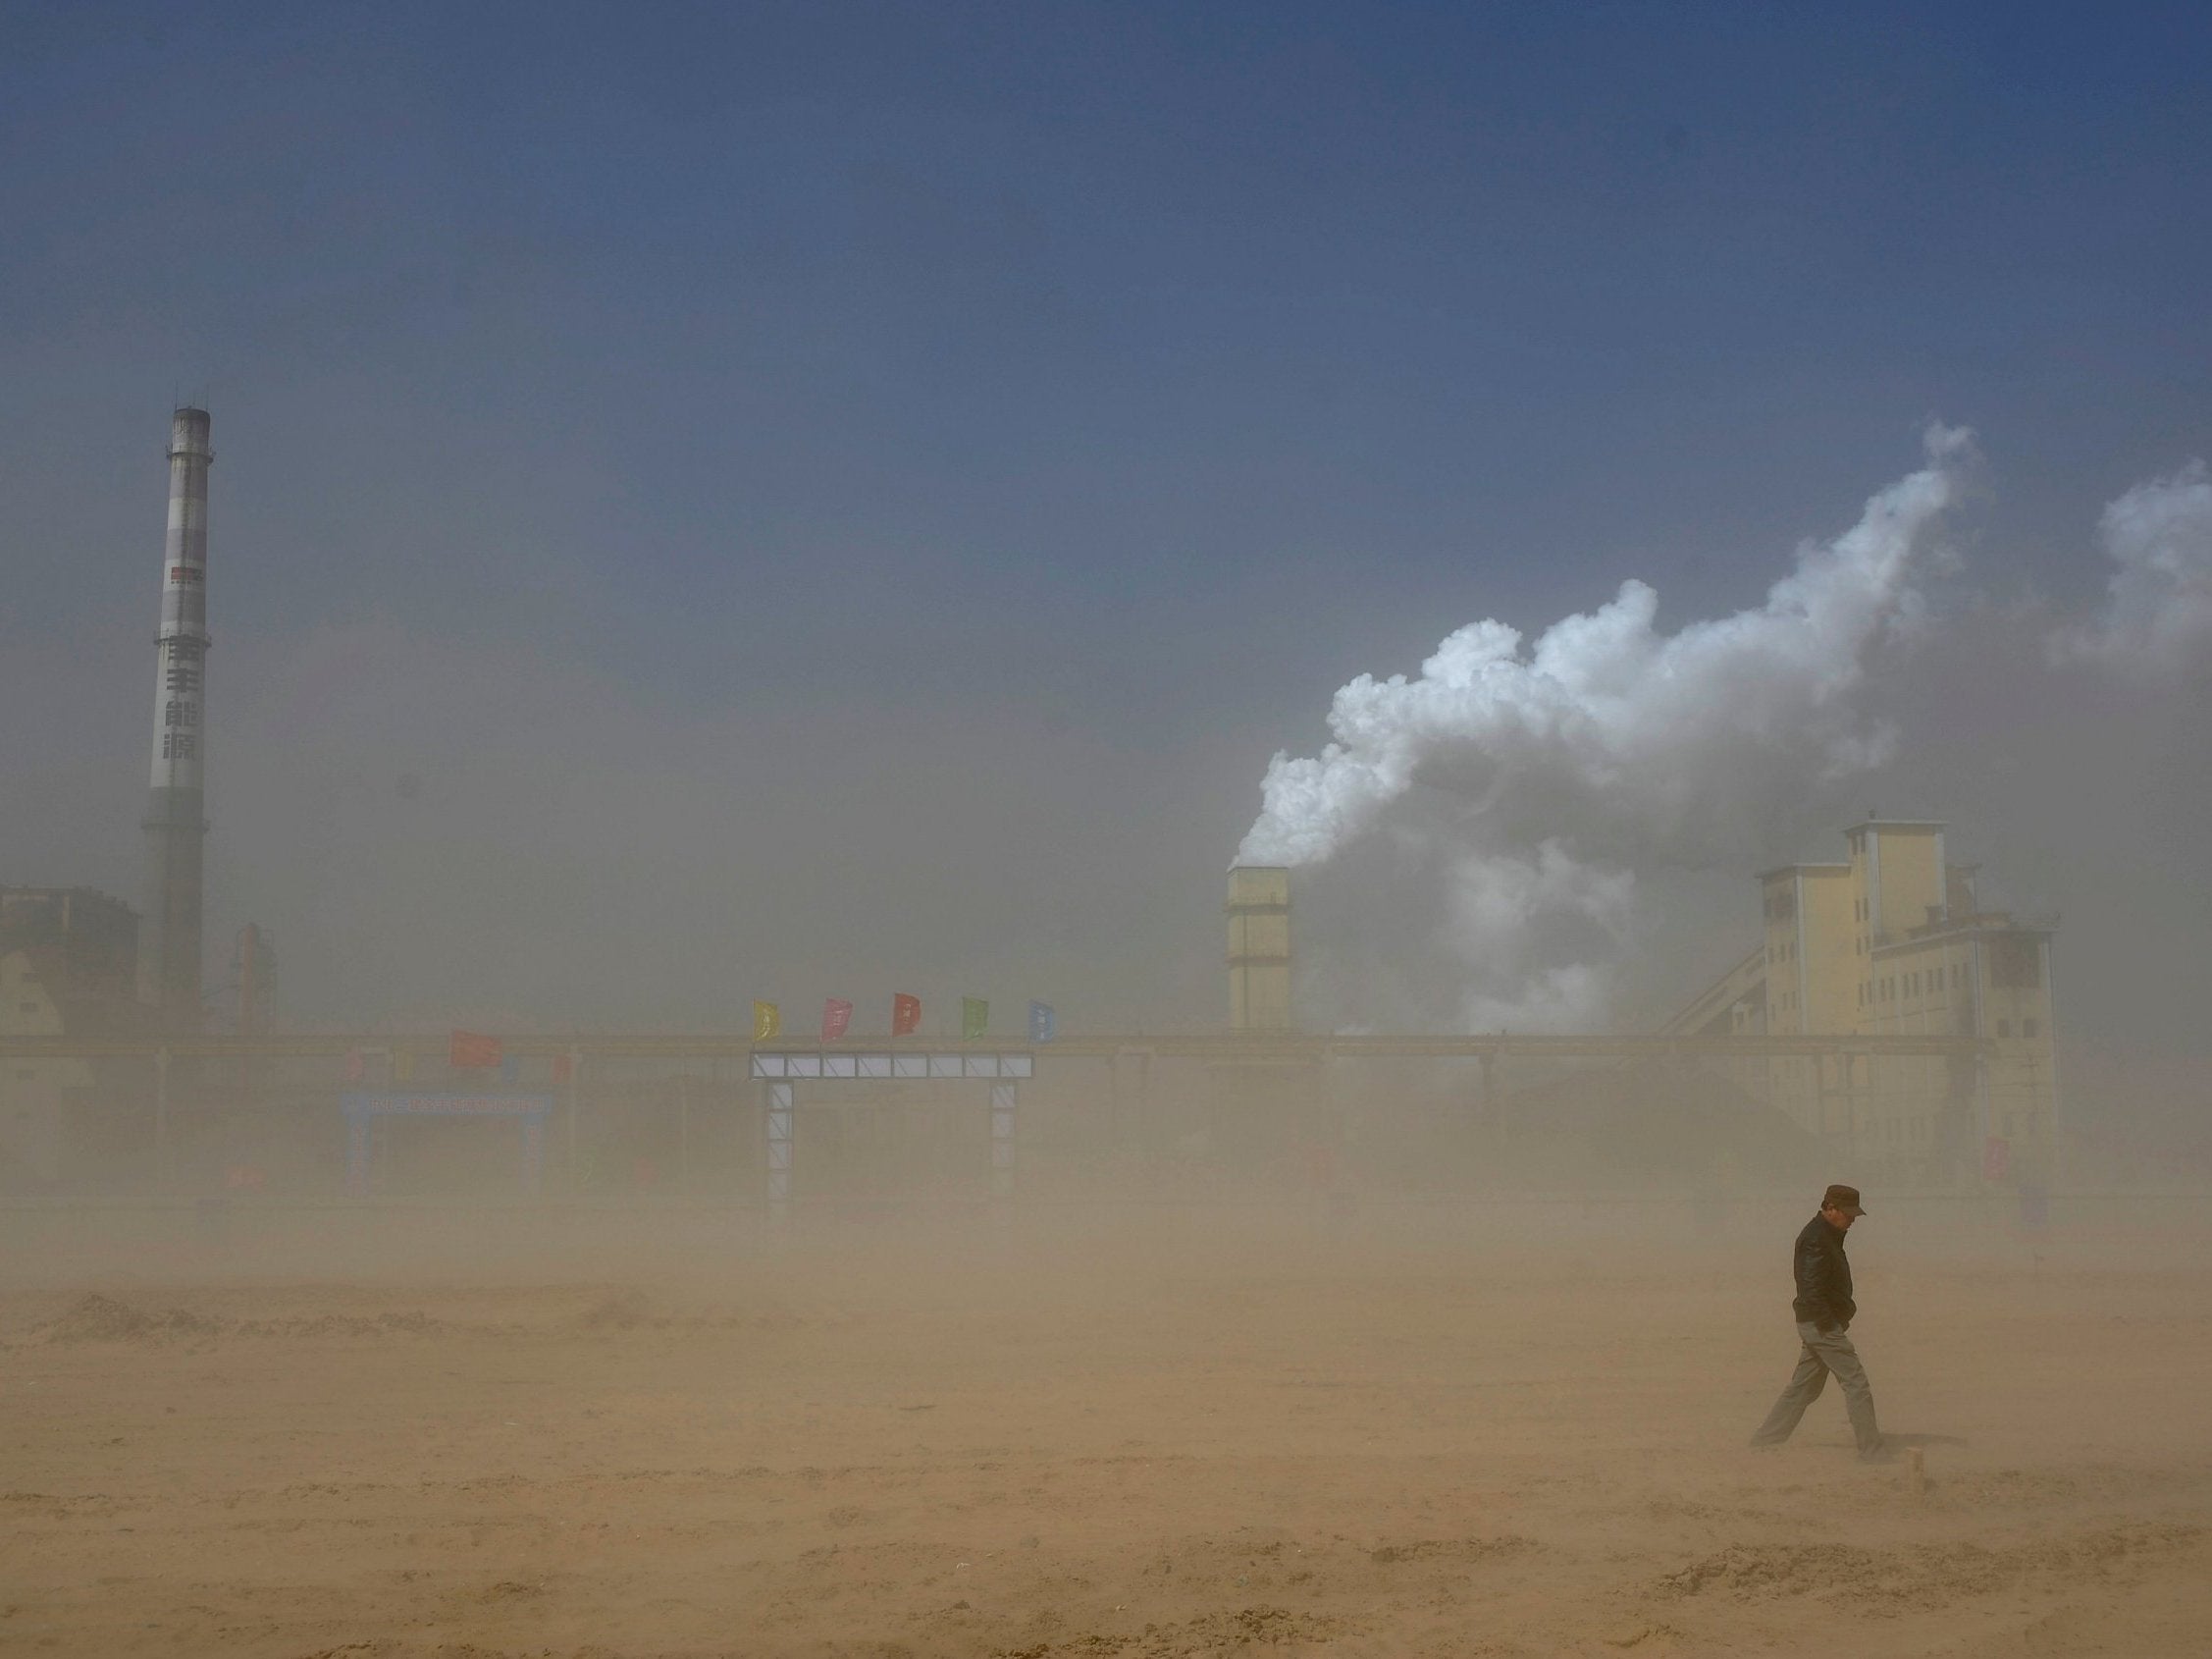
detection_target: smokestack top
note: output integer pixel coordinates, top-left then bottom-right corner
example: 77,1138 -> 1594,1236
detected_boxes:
1226,864 -> 1290,904
169,406 -> 212,459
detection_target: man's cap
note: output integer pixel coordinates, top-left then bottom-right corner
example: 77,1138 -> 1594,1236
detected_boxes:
1822,1183 -> 1866,1215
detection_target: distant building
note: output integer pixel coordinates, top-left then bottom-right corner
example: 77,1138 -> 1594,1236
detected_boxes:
1665,822 -> 2061,1187
0,887 -> 145,1185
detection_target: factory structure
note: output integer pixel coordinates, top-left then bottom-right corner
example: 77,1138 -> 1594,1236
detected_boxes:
1218,848 -> 2058,1189
1,408 -> 224,1185
0,887 -> 145,1181
0,407 -> 2064,1195
138,407 -> 214,1032
1662,819 -> 2062,1187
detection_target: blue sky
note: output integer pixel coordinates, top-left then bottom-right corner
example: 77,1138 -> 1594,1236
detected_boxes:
4,3 -> 2210,1065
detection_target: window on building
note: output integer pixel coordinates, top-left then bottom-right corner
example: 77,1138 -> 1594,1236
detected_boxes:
2024,1018 -> 2039,1039
1996,1019 -> 2011,1038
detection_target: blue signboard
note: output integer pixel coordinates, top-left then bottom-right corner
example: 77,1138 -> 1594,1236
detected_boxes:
341,1093 -> 552,1197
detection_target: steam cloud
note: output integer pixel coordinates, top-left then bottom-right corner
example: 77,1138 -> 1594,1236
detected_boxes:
1239,425 -> 1975,1031
1244,428 -> 2212,1032
2059,460 -> 2212,676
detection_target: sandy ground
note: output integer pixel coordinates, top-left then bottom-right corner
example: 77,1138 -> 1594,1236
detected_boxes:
4,1205 -> 2211,1657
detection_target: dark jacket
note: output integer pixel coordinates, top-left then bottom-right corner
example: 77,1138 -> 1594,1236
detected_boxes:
1790,1213 -> 1856,1331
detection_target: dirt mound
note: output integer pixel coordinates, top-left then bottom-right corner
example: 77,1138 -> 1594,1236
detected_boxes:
570,1287 -> 808,1334
235,1311 -> 453,1339
576,1288 -> 659,1329
1370,1533 -> 1537,1565
32,1295 -> 462,1346
997,1604 -> 1344,1657
1655,1525 -> 2204,1610
36,1294 -> 220,1345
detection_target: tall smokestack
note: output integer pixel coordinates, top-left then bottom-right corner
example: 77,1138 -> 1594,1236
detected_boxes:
1227,866 -> 1292,1031
137,406 -> 212,1031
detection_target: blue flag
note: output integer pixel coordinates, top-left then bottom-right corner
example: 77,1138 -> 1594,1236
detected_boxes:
1027,999 -> 1057,1043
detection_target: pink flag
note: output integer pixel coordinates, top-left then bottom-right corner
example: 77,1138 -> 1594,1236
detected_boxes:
821,997 -> 853,1041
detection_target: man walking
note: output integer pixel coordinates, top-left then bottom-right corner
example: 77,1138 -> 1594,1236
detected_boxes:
1750,1184 -> 1886,1460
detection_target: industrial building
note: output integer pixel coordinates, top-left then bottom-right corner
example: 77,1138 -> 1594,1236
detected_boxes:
0,887 -> 144,1185
0,406 -> 213,1183
1666,819 -> 2062,1186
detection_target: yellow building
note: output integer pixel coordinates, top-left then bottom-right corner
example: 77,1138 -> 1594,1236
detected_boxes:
1669,822 -> 2061,1187
0,887 -> 145,1187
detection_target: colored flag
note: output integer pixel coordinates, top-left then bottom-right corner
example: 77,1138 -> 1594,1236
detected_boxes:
753,1000 -> 781,1041
1027,1000 -> 1057,1043
821,997 -> 853,1042
961,996 -> 988,1040
343,1047 -> 364,1083
892,992 -> 922,1036
552,1052 -> 574,1086
450,1030 -> 502,1069
499,1054 -> 520,1085
393,1046 -> 415,1085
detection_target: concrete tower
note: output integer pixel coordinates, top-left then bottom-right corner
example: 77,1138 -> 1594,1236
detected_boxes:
1226,866 -> 1291,1031
137,407 -> 212,1030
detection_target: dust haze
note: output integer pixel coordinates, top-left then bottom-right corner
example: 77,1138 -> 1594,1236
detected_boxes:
6,7 -> 2212,1657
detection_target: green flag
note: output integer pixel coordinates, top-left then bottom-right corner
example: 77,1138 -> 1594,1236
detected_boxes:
961,996 -> 988,1040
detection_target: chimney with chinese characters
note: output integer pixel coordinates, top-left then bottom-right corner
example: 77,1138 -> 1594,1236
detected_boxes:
137,406 -> 212,1030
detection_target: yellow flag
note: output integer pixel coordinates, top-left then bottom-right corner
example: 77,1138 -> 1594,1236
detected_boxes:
393,1046 -> 414,1085
752,1000 -> 780,1041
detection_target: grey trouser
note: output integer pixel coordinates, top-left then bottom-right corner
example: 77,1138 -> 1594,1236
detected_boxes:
1750,1319 -> 1881,1455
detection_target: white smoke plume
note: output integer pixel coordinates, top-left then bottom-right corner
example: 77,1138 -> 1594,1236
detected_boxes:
2056,459 -> 2212,677
1240,425 -> 1974,1031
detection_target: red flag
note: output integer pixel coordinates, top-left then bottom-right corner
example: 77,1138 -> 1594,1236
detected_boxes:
343,1047 -> 364,1082
450,1030 -> 502,1069
821,998 -> 853,1042
892,992 -> 922,1036
552,1053 -> 573,1086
